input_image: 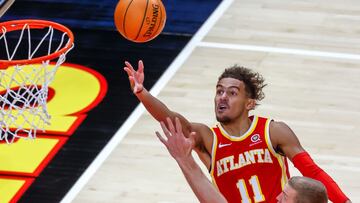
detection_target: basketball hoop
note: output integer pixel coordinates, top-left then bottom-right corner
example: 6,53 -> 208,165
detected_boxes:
0,19 -> 74,144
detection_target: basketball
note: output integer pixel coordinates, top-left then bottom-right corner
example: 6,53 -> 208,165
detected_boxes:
114,0 -> 166,43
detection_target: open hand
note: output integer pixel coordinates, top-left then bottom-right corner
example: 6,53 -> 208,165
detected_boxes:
124,60 -> 144,94
156,117 -> 196,161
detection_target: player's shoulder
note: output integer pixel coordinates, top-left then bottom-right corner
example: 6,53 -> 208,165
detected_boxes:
270,120 -> 289,130
269,120 -> 298,143
190,122 -> 214,144
250,115 -> 273,126
191,122 -> 213,136
190,122 -> 214,154
269,120 -> 294,136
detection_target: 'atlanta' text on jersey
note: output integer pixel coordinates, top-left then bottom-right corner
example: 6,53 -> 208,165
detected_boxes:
216,148 -> 273,177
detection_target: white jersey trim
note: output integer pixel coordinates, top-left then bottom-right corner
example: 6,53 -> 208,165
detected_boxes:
217,115 -> 258,141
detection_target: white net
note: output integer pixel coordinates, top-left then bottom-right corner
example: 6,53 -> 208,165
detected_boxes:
0,20 -> 73,143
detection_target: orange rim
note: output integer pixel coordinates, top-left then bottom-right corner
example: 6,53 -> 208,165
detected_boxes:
0,19 -> 74,68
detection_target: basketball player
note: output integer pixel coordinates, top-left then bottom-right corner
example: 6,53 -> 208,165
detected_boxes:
156,118 -> 328,203
124,60 -> 351,203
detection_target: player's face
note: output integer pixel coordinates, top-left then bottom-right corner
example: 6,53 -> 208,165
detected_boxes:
276,184 -> 297,203
214,78 -> 252,123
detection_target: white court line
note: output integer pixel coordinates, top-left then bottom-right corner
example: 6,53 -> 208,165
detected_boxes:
199,41 -> 360,60
60,0 -> 234,202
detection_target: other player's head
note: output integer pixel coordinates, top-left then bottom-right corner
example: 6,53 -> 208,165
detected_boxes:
277,176 -> 328,203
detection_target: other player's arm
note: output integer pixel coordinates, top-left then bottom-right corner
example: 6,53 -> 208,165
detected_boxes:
270,121 -> 351,203
156,118 -> 227,203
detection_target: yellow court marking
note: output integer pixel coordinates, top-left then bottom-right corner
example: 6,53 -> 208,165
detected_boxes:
0,137 -> 61,175
0,178 -> 26,203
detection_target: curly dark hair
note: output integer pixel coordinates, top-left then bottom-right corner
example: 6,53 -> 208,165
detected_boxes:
218,65 -> 267,104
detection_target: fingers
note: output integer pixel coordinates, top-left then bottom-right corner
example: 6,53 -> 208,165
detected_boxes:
156,131 -> 168,146
138,60 -> 144,74
160,117 -> 186,142
166,117 -> 176,134
124,61 -> 135,72
160,121 -> 171,139
123,67 -> 133,76
175,117 -> 183,134
124,60 -> 144,73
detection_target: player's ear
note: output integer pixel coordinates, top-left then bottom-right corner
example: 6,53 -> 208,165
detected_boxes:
246,99 -> 256,110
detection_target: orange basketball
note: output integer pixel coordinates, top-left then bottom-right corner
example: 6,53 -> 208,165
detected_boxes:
114,0 -> 167,43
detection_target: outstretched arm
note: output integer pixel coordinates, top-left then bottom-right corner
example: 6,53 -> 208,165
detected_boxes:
270,121 -> 351,203
156,117 -> 227,203
124,60 -> 192,134
124,60 -> 214,168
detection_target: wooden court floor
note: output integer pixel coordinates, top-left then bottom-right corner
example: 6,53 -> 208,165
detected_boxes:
71,0 -> 360,202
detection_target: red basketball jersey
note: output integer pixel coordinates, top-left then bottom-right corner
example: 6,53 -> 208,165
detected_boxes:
210,116 -> 289,203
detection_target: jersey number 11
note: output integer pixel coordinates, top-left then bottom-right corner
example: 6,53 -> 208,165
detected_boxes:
236,175 -> 265,203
